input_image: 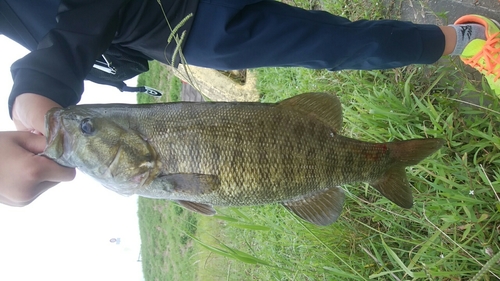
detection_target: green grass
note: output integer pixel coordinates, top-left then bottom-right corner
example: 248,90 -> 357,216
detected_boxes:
137,60 -> 182,104
249,66 -> 500,280
136,0 -> 500,280
138,198 -> 198,281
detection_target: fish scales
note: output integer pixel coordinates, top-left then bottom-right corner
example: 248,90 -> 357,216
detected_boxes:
127,102 -> 385,205
43,93 -> 444,225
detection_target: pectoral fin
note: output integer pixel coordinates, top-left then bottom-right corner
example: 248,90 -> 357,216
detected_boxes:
282,187 -> 345,226
158,174 -> 219,215
177,200 -> 216,216
159,173 -> 221,195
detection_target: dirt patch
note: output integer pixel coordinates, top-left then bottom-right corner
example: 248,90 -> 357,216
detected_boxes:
217,70 -> 247,85
166,64 -> 260,102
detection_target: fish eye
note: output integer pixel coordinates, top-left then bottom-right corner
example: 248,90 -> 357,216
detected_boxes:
80,118 -> 95,135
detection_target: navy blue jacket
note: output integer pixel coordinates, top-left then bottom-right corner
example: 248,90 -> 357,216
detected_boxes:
0,0 -> 198,115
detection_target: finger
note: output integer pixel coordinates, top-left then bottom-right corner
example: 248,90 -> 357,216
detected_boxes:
17,132 -> 48,154
13,132 -> 76,183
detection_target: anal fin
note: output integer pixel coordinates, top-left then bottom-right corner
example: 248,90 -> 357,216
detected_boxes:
282,187 -> 345,226
177,200 -> 216,216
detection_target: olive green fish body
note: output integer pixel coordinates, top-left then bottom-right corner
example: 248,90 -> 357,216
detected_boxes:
134,103 -> 385,204
43,93 -> 444,225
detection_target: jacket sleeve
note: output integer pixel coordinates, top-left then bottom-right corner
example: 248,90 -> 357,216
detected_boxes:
8,0 -> 131,116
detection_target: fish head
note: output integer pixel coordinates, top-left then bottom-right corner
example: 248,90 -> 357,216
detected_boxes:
42,106 -> 160,195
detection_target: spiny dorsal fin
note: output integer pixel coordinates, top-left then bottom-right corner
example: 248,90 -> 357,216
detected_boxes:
371,166 -> 413,208
277,92 -> 343,132
177,200 -> 216,216
282,187 -> 345,226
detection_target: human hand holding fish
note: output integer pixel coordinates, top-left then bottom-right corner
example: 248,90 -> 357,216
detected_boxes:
0,131 -> 76,206
41,93 -> 444,226
0,93 -> 75,206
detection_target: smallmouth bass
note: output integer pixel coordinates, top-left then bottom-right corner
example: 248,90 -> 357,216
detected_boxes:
42,93 -> 444,225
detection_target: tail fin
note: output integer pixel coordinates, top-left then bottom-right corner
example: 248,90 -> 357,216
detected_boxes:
371,138 -> 445,208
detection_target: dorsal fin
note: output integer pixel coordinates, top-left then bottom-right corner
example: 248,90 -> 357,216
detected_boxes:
282,187 -> 345,226
277,92 -> 343,132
